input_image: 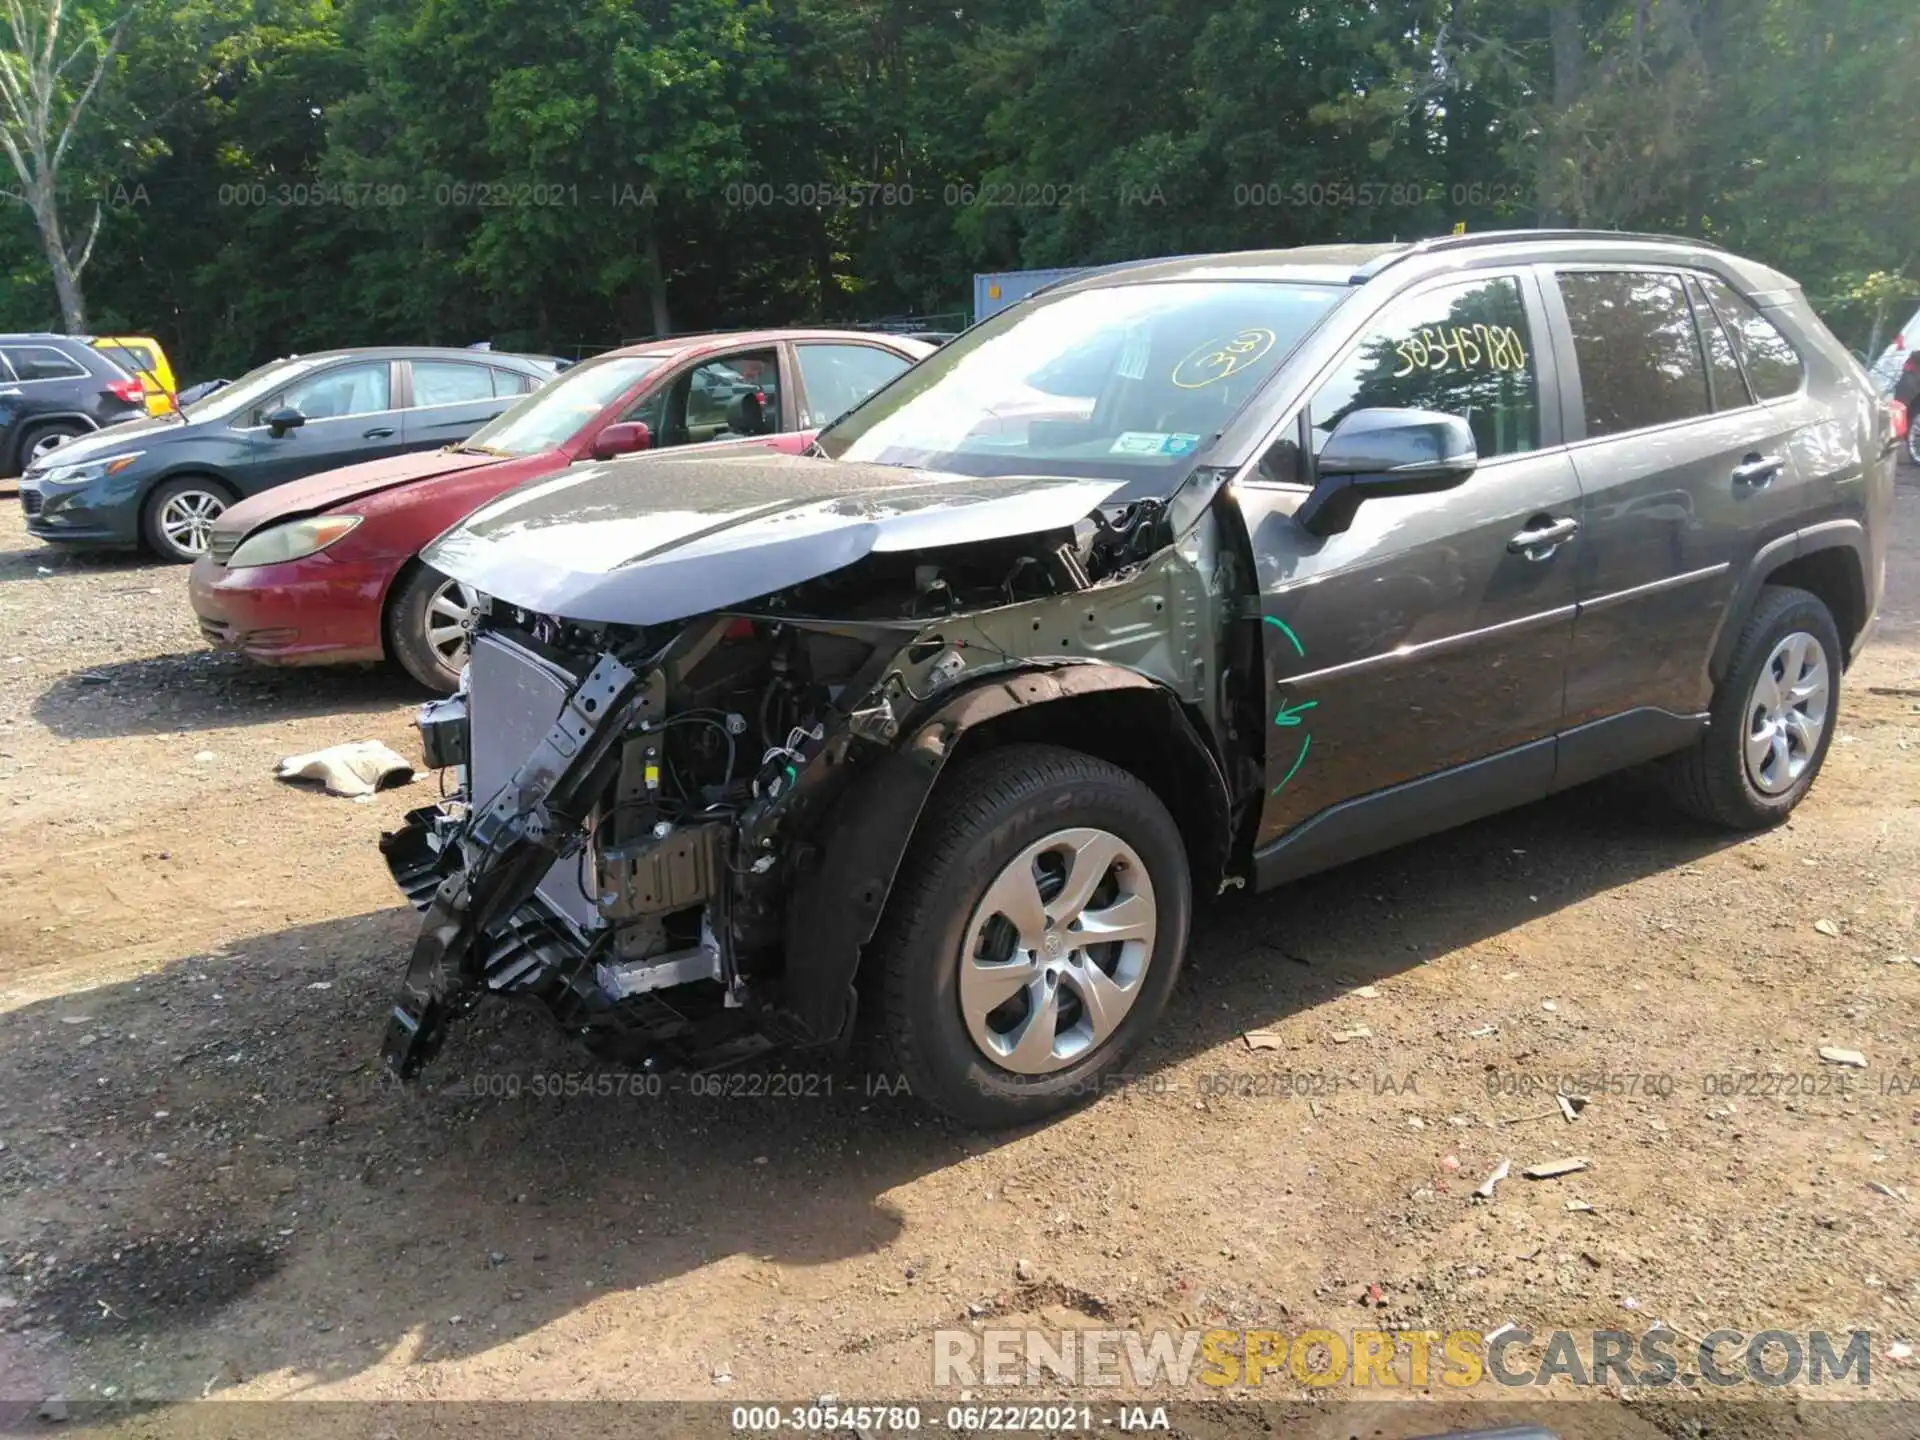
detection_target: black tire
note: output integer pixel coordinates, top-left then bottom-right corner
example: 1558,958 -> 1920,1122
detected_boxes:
1906,419 -> 1920,469
1666,585 -> 1842,829
875,743 -> 1191,1128
17,420 -> 86,473
387,563 -> 476,693
141,475 -> 235,562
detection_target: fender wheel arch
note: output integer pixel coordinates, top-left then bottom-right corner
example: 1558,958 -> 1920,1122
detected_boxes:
777,662 -> 1233,1046
1711,523 -> 1869,682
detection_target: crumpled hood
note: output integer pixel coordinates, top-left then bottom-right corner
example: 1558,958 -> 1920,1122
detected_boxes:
425,446 -> 1124,625
213,448 -> 505,545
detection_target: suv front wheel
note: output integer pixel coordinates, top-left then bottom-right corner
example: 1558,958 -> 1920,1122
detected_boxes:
1668,585 -> 1842,828
875,743 -> 1191,1128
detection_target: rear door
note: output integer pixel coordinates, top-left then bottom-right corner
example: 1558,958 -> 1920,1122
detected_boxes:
1547,267 -> 1806,758
243,358 -> 408,494
402,358 -> 517,450
1232,269 -> 1582,873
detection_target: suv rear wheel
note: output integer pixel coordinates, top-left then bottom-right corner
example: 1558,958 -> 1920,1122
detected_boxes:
1668,585 -> 1841,829
21,421 -> 85,469
875,743 -> 1191,1128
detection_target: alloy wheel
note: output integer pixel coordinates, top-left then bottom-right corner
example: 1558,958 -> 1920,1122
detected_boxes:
1745,629 -> 1830,796
29,430 -> 75,463
958,826 -> 1157,1075
424,575 -> 483,670
158,488 -> 227,557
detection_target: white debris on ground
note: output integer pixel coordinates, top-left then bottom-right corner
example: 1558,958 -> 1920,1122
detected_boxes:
273,740 -> 416,798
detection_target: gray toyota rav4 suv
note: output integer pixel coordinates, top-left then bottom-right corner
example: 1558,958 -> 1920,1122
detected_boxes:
379,231 -> 1896,1127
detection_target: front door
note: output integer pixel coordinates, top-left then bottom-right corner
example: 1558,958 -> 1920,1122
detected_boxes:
244,359 -> 408,495
1232,270 -> 1582,882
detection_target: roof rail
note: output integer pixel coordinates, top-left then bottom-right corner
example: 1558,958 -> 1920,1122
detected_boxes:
1355,227 -> 1728,279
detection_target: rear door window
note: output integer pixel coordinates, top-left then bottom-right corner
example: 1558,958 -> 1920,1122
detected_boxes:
1,345 -> 88,381
490,367 -> 535,395
411,361 -> 497,407
1698,275 -> 1804,399
1558,270 -> 1711,437
794,343 -> 914,426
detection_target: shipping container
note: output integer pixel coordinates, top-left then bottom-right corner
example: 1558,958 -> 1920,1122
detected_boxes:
972,267 -> 1099,322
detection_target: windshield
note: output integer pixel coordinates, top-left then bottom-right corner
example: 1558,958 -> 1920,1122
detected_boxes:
817,280 -> 1346,486
182,357 -> 329,422
462,354 -> 664,456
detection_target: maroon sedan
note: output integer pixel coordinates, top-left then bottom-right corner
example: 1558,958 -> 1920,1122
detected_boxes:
189,329 -> 931,690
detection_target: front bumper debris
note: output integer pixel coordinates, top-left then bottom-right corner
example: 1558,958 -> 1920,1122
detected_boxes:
380,650 -> 644,1077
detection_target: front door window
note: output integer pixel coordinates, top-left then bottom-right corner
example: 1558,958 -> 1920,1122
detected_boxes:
652,350 -> 781,446
267,362 -> 393,422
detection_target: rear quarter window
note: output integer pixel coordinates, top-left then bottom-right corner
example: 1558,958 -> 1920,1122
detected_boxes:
1700,275 -> 1805,400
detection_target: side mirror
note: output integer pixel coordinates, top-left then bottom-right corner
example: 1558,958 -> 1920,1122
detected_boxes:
590,420 -> 651,461
1294,407 -> 1478,538
264,406 -> 306,438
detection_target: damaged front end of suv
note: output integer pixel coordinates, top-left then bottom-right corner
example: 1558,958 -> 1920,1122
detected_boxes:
379,268 -> 1355,1124
379,447 -> 1248,1105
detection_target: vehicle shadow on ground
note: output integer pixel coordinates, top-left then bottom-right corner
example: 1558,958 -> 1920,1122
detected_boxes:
0,539 -> 164,587
32,651 -> 428,739
0,773 -> 1746,1397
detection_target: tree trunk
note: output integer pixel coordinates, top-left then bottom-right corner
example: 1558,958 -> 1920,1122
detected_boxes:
25,176 -> 87,333
644,229 -> 671,337
1536,2 -> 1584,228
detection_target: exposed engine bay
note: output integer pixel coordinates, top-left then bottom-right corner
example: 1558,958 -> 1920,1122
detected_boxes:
379,488 -> 1242,1078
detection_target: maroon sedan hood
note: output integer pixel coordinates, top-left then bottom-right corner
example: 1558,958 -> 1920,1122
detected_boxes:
214,448 -> 508,542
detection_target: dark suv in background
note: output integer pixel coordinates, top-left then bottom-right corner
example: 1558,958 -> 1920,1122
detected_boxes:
0,334 -> 147,476
378,231 -> 1895,1127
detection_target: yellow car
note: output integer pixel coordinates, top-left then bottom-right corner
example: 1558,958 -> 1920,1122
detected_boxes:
88,334 -> 179,415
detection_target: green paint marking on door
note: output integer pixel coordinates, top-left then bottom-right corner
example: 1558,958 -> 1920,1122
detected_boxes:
1273,698 -> 1318,727
1262,614 -> 1305,657
1271,734 -> 1312,794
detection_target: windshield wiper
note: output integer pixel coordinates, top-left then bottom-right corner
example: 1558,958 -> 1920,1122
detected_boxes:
449,443 -> 507,456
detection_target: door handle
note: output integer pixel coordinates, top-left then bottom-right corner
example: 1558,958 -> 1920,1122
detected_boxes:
362,426 -> 395,440
1507,516 -> 1580,557
1731,452 -> 1784,486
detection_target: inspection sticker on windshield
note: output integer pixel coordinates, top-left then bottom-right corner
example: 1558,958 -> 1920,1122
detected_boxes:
1110,431 -> 1201,457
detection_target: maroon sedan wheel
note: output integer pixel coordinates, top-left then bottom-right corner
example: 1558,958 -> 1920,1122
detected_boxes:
389,564 -> 479,692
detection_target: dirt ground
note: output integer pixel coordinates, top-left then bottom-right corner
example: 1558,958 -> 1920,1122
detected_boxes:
0,466 -> 1917,1438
